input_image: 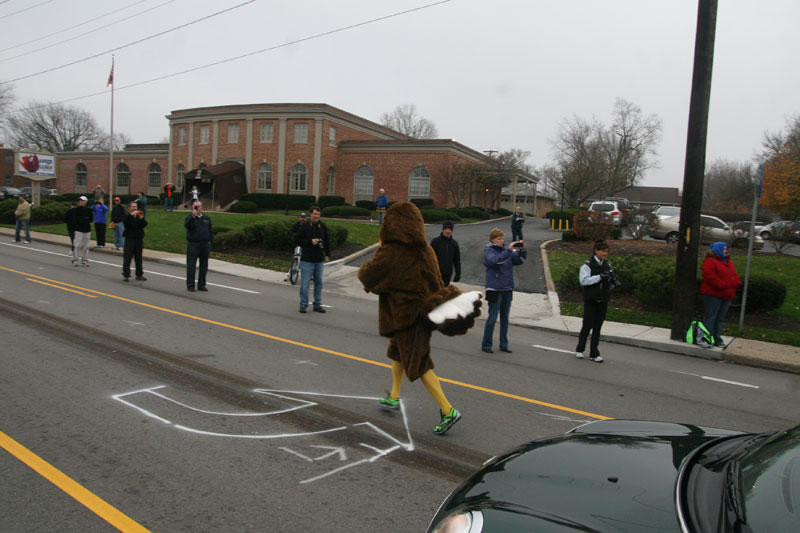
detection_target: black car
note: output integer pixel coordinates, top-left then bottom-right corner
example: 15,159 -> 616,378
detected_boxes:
428,420 -> 800,532
0,186 -> 24,200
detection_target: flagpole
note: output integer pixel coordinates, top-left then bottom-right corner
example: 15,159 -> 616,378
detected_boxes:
108,55 -> 115,199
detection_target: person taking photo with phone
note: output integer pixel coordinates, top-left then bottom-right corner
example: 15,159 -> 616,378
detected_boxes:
481,228 -> 526,354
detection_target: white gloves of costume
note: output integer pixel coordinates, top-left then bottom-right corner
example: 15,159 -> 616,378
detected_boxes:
428,291 -> 482,325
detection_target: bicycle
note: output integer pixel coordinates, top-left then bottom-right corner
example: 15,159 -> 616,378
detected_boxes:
288,245 -> 301,285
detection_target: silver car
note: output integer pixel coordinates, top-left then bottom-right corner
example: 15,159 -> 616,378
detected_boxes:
588,201 -> 623,226
651,214 -> 764,249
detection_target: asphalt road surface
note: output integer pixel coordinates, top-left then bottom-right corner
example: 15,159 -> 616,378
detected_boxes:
2,239 -> 799,531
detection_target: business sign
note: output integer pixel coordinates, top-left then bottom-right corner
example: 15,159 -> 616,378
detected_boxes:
16,151 -> 55,177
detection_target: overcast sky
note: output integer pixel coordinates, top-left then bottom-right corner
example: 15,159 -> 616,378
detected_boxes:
2,0 -> 797,192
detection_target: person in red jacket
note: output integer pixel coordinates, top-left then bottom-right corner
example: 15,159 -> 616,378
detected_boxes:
699,242 -> 741,347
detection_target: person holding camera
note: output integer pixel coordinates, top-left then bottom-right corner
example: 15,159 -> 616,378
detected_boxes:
185,200 -> 213,292
575,240 -> 617,363
122,200 -> 148,281
294,206 -> 330,313
481,228 -> 526,354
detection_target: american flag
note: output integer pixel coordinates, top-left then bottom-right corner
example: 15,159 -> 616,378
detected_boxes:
107,61 -> 114,86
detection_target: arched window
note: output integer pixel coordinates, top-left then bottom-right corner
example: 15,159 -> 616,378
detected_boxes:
326,166 -> 336,194
257,163 -> 273,190
75,163 -> 87,187
409,166 -> 430,198
290,163 -> 306,192
147,162 -> 161,188
116,163 -> 130,187
354,165 -> 374,196
175,164 -> 186,189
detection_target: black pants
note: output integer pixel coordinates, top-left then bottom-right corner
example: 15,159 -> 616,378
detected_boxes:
95,223 -> 106,247
122,238 -> 144,278
186,241 -> 210,288
576,299 -> 608,357
512,227 -> 523,241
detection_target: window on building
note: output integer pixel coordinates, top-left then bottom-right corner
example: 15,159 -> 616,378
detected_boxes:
4,175 -> 11,185
290,163 -> 307,192
75,163 -> 87,187
4,155 -> 12,165
257,163 -> 273,190
147,162 -> 162,188
294,123 -> 308,144
329,126 -> 337,145
354,165 -> 374,196
199,125 -> 210,144
227,124 -> 239,144
116,163 -> 130,187
326,167 -> 336,194
176,164 -> 186,189
178,127 -> 187,145
409,166 -> 430,197
260,123 -> 274,143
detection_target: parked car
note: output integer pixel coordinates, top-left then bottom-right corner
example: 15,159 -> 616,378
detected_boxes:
730,220 -> 767,236
428,420 -> 800,533
18,187 -> 33,198
760,220 -> 800,242
0,186 -> 24,200
587,200 -> 623,226
651,214 -> 764,249
653,205 -> 681,220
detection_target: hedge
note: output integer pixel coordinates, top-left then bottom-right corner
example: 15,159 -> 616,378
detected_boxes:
448,206 -> 490,220
321,205 -> 371,218
228,201 -> 258,213
410,198 -> 434,208
420,208 -> 461,223
239,193 -> 317,210
317,195 -> 347,209
211,218 -> 348,253
355,200 -> 377,211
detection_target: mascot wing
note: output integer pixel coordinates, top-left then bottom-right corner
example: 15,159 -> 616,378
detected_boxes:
424,288 -> 482,337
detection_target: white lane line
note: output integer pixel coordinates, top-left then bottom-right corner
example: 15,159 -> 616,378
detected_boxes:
669,370 -> 759,389
532,344 -> 575,355
2,241 -> 259,294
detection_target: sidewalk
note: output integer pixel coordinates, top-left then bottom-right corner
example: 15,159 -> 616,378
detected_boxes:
5,227 -> 799,374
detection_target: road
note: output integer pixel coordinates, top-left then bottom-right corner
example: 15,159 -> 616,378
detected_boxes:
2,239 -> 799,531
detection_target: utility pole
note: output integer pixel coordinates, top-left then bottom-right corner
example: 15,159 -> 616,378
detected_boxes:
671,0 -> 718,340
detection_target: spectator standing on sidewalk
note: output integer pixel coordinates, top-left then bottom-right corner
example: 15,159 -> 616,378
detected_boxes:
575,240 -> 614,363
430,221 -> 461,286
511,205 -> 525,241
700,242 -> 741,348
481,228 -> 526,354
110,197 -> 126,250
163,182 -> 176,212
14,196 -> 31,243
375,188 -> 388,225
64,201 -> 77,256
122,201 -> 148,281
185,200 -> 213,292
91,197 -> 108,248
294,206 -> 330,313
69,196 -> 93,266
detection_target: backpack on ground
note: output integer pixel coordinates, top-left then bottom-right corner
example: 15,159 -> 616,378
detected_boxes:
686,320 -> 714,348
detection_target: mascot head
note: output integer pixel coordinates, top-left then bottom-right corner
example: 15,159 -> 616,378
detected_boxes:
380,202 -> 427,246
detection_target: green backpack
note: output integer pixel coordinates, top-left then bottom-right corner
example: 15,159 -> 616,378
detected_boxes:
686,320 -> 714,347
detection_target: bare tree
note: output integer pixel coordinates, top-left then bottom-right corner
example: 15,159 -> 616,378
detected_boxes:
0,82 -> 14,130
477,149 -> 532,209
550,116 -> 607,206
702,158 -> 757,213
5,101 -> 108,152
99,132 -> 132,151
432,161 -> 480,207
379,104 -> 438,139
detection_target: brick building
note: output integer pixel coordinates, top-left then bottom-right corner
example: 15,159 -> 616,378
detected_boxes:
55,103 -> 511,208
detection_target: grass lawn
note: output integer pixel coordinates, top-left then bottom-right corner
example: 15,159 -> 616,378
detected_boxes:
548,250 -> 800,347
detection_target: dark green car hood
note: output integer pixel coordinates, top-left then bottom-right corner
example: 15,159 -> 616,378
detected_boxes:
432,420 -> 741,532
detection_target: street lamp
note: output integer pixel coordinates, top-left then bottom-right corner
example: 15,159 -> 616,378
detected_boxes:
285,171 -> 291,215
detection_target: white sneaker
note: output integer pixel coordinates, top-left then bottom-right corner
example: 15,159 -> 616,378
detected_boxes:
24,240 -> 31,244
589,355 -> 604,363
575,351 -> 585,359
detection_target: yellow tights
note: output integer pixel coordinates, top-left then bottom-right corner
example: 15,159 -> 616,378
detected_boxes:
389,360 -> 452,414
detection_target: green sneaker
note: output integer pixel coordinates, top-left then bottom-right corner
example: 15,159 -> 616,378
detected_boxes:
433,407 -> 462,435
378,392 -> 400,410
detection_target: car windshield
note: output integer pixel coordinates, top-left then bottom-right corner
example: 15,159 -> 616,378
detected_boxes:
740,425 -> 800,531
592,203 -> 614,212
658,207 -> 680,216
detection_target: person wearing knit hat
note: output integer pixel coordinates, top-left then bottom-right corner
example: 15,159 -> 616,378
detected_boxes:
699,242 -> 741,347
430,221 -> 460,286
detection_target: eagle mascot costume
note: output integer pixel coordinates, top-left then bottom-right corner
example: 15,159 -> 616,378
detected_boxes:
358,202 -> 481,435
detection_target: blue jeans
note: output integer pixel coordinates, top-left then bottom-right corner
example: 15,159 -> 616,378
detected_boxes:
299,260 -> 324,309
15,219 -> 30,242
482,290 -> 513,350
113,222 -> 125,249
163,197 -> 173,211
186,241 -> 210,288
703,295 -> 730,345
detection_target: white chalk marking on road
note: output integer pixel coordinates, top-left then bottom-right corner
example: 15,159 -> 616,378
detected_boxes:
293,360 -> 318,366
309,445 -> 347,461
279,447 -> 314,462
536,412 -> 594,424
532,344 -> 575,355
669,370 -> 759,389
124,320 -> 145,326
173,424 -> 348,439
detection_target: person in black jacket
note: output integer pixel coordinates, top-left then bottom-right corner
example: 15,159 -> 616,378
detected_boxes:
511,206 -> 525,242
430,221 -> 461,286
68,196 -> 94,266
294,206 -> 330,313
63,201 -> 77,257
122,201 -> 148,281
185,200 -> 214,291
110,197 -> 126,250
575,240 -> 615,363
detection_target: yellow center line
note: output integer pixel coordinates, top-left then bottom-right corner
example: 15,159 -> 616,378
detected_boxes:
0,429 -> 149,533
26,278 -> 97,297
3,265 -> 611,420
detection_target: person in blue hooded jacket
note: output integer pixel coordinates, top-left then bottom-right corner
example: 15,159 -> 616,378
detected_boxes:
481,228 -> 526,353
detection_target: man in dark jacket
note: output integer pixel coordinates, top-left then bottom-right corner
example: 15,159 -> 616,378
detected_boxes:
110,197 -> 126,250
575,240 -> 614,363
68,196 -> 94,266
185,200 -> 213,291
122,201 -> 148,281
294,206 -> 330,313
430,221 -> 461,286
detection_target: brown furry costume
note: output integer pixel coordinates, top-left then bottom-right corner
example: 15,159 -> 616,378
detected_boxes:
358,202 -> 481,381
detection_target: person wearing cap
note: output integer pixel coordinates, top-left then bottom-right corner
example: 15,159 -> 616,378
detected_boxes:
430,221 -> 461,286
289,212 -> 307,240
110,196 -> 126,250
163,182 -> 176,212
68,196 -> 94,266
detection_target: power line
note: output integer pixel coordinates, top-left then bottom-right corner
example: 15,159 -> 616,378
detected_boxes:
7,0 -> 452,114
0,0 -> 179,64
0,0 -> 146,54
0,0 -> 54,20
